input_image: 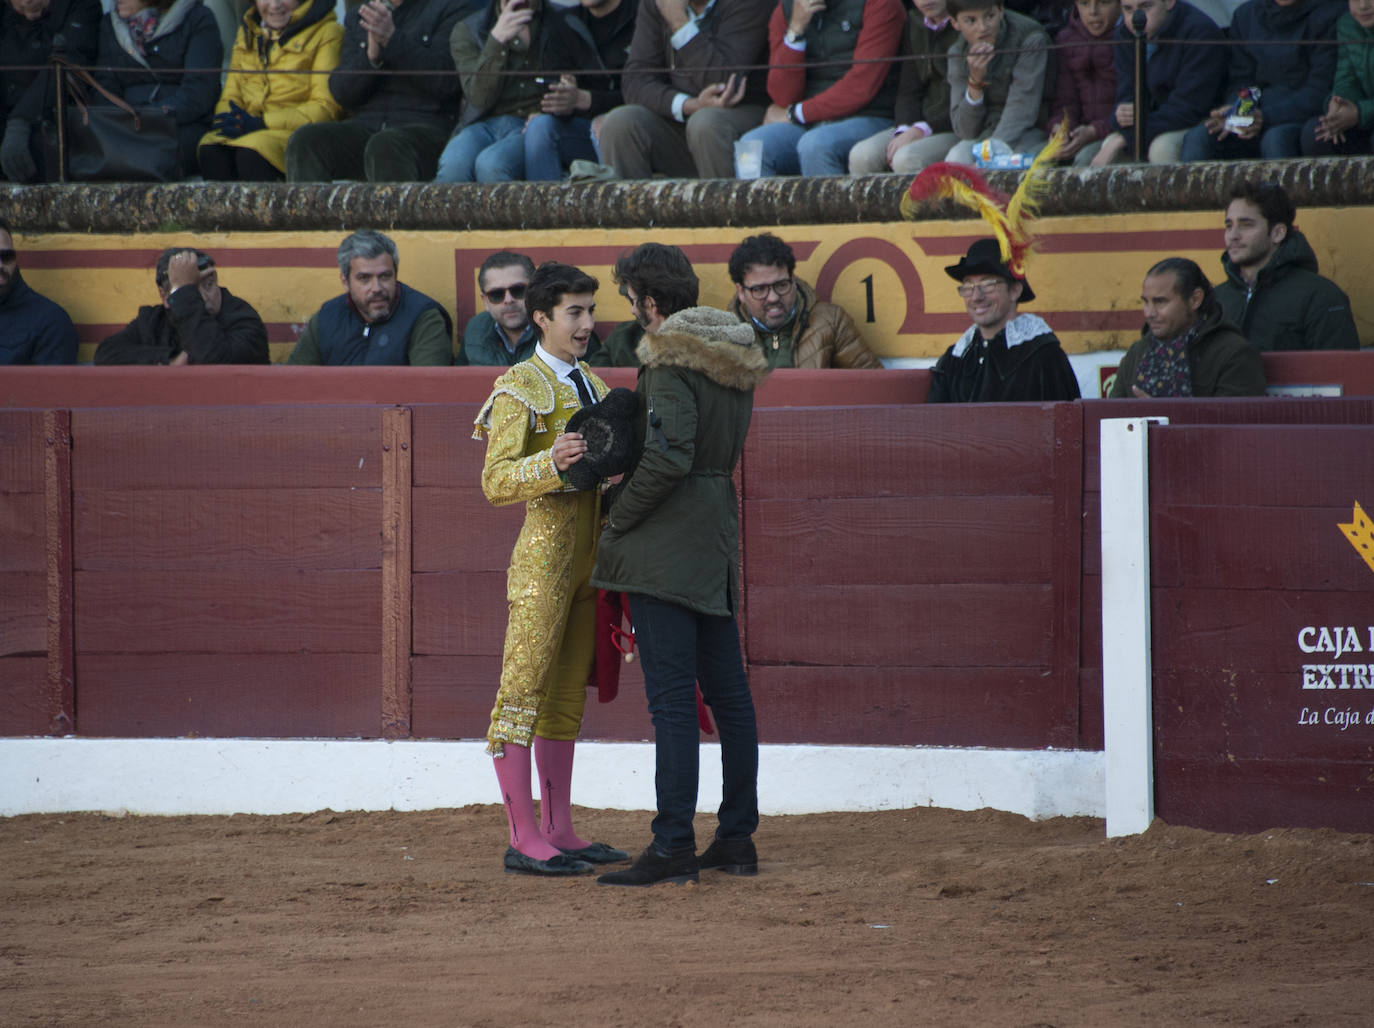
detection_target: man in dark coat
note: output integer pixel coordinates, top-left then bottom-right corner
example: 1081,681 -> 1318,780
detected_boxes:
1214,180 -> 1359,351
928,238 -> 1081,403
95,248 -> 269,365
0,219 -> 77,364
1110,257 -> 1266,397
285,0 -> 473,181
592,306 -> 770,887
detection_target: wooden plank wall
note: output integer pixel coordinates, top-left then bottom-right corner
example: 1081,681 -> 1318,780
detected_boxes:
1145,423 -> 1374,834
0,411 -> 52,733
68,407 -> 386,737
742,404 -> 1083,748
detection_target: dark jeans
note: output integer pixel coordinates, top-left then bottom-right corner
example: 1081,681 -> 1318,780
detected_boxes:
198,143 -> 283,182
284,119 -> 450,183
1300,115 -> 1374,156
1179,121 -> 1303,162
627,594 -> 759,854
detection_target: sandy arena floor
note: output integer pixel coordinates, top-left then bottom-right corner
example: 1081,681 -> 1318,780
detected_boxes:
3,805 -> 1373,1026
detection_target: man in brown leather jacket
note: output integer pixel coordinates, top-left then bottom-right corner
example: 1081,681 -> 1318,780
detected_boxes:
726,233 -> 883,369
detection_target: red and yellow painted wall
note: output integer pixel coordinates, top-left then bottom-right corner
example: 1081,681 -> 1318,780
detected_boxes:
19,207 -> 1374,365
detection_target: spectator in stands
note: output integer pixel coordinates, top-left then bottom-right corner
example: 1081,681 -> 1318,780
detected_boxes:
735,0 -> 904,177
1214,181 -> 1359,350
848,0 -> 961,174
457,251 -> 537,364
726,233 -> 882,369
473,260 -> 628,878
523,0 -> 637,181
1047,0 -> 1120,166
585,242 -> 699,366
1091,0 -> 1224,166
94,0 -> 224,176
441,0 -> 622,181
0,0 -> 101,183
285,0 -> 468,182
598,0 -> 772,180
197,0 -> 344,182
95,247 -> 269,364
945,0 -> 1052,164
1301,0 -> 1374,155
1179,0 -> 1343,161
1110,257 -> 1265,397
288,230 -> 452,365
928,238 -> 1080,402
0,219 -> 78,364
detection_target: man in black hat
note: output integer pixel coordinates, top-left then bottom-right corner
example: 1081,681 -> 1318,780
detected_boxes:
928,238 -> 1080,403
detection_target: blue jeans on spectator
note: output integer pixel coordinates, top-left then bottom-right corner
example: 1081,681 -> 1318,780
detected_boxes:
627,594 -> 759,855
1179,120 -> 1304,162
523,113 -> 598,181
435,115 -> 525,182
738,115 -> 892,177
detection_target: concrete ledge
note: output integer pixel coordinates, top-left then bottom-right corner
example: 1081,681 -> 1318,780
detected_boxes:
0,738 -> 1106,822
3,157 -> 1370,233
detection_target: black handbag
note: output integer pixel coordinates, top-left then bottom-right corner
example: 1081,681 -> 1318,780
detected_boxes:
47,57 -> 179,183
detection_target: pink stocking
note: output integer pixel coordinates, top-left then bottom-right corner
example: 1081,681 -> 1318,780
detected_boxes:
533,736 -> 590,851
492,744 -> 560,860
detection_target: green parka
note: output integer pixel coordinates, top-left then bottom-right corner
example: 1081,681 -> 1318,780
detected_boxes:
591,308 -> 769,617
1109,303 -> 1266,398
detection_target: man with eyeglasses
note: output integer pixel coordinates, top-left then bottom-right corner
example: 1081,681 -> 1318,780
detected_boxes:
726,233 -> 882,369
928,237 -> 1080,403
0,219 -> 77,365
289,230 -> 452,365
458,251 -> 540,366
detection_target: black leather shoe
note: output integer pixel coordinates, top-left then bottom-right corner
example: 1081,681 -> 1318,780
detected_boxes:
503,846 -> 594,877
698,836 -> 758,876
596,845 -> 699,887
559,841 -> 630,864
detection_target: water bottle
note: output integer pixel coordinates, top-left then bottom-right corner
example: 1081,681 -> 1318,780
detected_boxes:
971,138 -> 1034,170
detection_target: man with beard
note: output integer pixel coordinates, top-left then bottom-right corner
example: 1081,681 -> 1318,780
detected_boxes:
96,247 -> 269,365
0,219 -> 77,364
927,238 -> 1080,402
458,251 -> 537,365
289,230 -> 452,365
1213,181 -> 1358,351
586,242 -> 700,366
726,233 -> 881,369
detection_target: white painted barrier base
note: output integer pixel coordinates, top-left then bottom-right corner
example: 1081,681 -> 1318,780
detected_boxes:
0,739 -> 1105,821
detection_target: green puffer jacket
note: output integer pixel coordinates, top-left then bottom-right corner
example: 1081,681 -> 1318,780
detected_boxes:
1109,304 -> 1266,398
1214,229 -> 1359,351
591,308 -> 770,617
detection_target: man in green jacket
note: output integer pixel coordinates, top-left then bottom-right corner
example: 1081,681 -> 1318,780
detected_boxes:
592,306 -> 770,887
1215,181 -> 1359,352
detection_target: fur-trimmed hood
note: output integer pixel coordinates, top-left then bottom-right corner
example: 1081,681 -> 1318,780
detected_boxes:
635,307 -> 769,392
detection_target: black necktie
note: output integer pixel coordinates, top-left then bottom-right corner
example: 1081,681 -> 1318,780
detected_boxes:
568,367 -> 595,408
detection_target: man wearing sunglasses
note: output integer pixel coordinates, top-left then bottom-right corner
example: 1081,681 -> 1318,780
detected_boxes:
727,233 -> 882,369
289,230 -> 452,366
927,237 -> 1079,403
458,251 -> 539,365
0,219 -> 78,365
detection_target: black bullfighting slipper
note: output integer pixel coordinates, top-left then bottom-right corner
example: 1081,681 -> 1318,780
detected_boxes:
503,846 -> 594,877
558,842 -> 630,864
596,845 -> 699,887
698,836 -> 758,876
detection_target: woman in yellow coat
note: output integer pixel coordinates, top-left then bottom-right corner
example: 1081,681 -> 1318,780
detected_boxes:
198,0 -> 343,181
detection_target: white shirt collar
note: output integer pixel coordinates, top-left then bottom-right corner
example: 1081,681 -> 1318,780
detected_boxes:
951,313 -> 1053,357
536,343 -> 580,385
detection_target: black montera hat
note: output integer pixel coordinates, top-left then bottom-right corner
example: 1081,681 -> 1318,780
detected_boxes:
563,386 -> 641,492
944,238 -> 1035,303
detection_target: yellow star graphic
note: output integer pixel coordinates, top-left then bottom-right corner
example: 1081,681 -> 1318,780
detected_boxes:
1338,502 -> 1374,575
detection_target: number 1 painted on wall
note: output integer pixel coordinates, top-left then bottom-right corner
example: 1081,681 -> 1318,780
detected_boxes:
860,274 -> 875,323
